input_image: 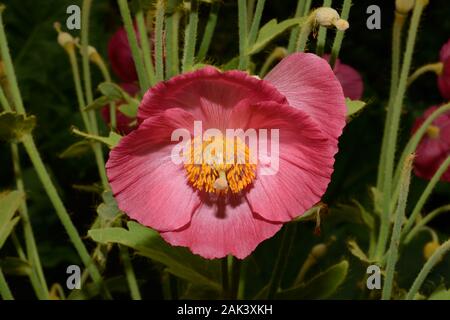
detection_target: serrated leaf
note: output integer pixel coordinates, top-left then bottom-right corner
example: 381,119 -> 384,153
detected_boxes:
428,285 -> 450,300
59,140 -> 91,159
0,257 -> 31,276
118,100 -> 139,118
89,221 -> 221,289
0,112 -> 36,142
276,260 -> 349,299
346,98 -> 367,118
84,96 -> 111,112
248,17 -> 305,55
98,82 -> 125,100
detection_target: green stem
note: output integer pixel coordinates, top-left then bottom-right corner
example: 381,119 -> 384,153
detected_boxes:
287,0 -> 305,53
221,258 -> 229,299
117,0 -> 150,91
0,5 -> 25,114
316,0 -> 332,57
21,135 -> 106,295
405,205 -> 450,244
382,155 -> 413,300
11,143 -> 49,299
405,239 -> 450,300
247,0 -> 265,49
165,5 -> 181,79
259,47 -> 287,77
375,0 -> 427,261
295,13 -> 315,52
197,1 -> 219,62
0,268 -> 14,300
376,12 -> 406,194
155,0 -> 165,80
407,62 -> 443,87
182,0 -> 199,73
136,9 -> 156,87
329,0 -> 352,67
230,258 -> 241,300
401,155 -> 450,239
119,245 -> 142,300
267,223 -> 297,299
0,81 -> 11,111
237,0 -> 249,70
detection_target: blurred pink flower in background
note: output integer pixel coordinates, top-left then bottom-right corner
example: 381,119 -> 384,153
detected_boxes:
101,82 -> 139,135
323,54 -> 364,100
108,26 -> 139,83
411,105 -> 450,181
438,39 -> 450,100
106,53 -> 346,259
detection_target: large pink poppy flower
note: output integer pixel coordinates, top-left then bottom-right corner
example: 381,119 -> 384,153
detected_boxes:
412,106 -> 450,181
106,53 -> 347,259
323,54 -> 363,100
438,39 -> 450,100
101,82 -> 140,135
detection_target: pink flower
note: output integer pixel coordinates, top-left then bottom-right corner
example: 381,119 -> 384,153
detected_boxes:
106,53 -> 346,259
101,83 -> 140,135
108,27 -> 138,83
323,54 -> 363,100
412,106 -> 450,181
438,39 -> 450,100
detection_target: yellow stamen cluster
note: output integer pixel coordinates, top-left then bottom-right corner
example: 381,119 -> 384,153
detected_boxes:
184,137 -> 257,194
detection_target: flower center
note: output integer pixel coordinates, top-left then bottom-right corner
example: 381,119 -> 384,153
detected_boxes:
426,125 -> 440,139
184,136 -> 257,194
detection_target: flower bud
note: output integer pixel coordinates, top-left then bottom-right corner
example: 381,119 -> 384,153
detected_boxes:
315,7 -> 340,27
311,243 -> 327,260
423,241 -> 440,260
334,19 -> 350,31
396,0 -> 415,14
54,22 -> 75,51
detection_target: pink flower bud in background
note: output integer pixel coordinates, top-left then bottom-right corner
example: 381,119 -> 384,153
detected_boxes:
108,26 -> 140,83
323,54 -> 364,100
438,39 -> 450,100
411,105 -> 450,181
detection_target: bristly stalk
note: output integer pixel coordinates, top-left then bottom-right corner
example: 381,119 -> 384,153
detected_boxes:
136,8 -> 157,87
237,0 -> 249,70
197,1 -> 220,62
182,0 -> 199,73
375,0 -> 428,261
165,0 -> 181,79
155,0 -> 166,81
382,155 -> 413,300
329,0 -> 352,67
287,0 -> 306,53
316,0 -> 332,57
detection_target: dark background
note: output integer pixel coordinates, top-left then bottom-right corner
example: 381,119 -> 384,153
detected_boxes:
1,0 -> 450,299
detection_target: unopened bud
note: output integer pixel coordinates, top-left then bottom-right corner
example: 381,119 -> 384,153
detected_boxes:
423,241 -> 440,260
54,22 -> 75,50
315,7 -> 350,31
311,243 -> 327,260
396,0 -> 415,14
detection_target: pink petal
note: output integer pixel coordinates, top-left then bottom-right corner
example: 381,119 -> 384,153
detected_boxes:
106,108 -> 201,232
108,27 -> 139,83
334,63 -> 364,100
137,66 -> 287,129
438,60 -> 450,100
229,101 -> 335,223
264,53 -> 347,153
161,198 -> 282,259
439,39 -> 450,63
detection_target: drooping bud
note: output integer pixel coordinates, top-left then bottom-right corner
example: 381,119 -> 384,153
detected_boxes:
396,0 -> 415,15
54,22 -> 75,51
314,7 -> 350,31
80,45 -> 101,64
311,243 -> 328,260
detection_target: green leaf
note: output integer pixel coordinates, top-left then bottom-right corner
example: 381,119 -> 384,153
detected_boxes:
276,260 -> 349,299
0,191 -> 23,249
118,101 -> 139,118
428,285 -> 450,300
346,98 -> 367,118
96,191 -> 121,221
84,96 -> 111,112
72,128 -> 122,149
89,221 -> 221,289
98,82 -> 126,100
347,240 -> 373,264
59,140 -> 92,159
248,17 -> 305,55
0,257 -> 31,276
0,112 -> 36,142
